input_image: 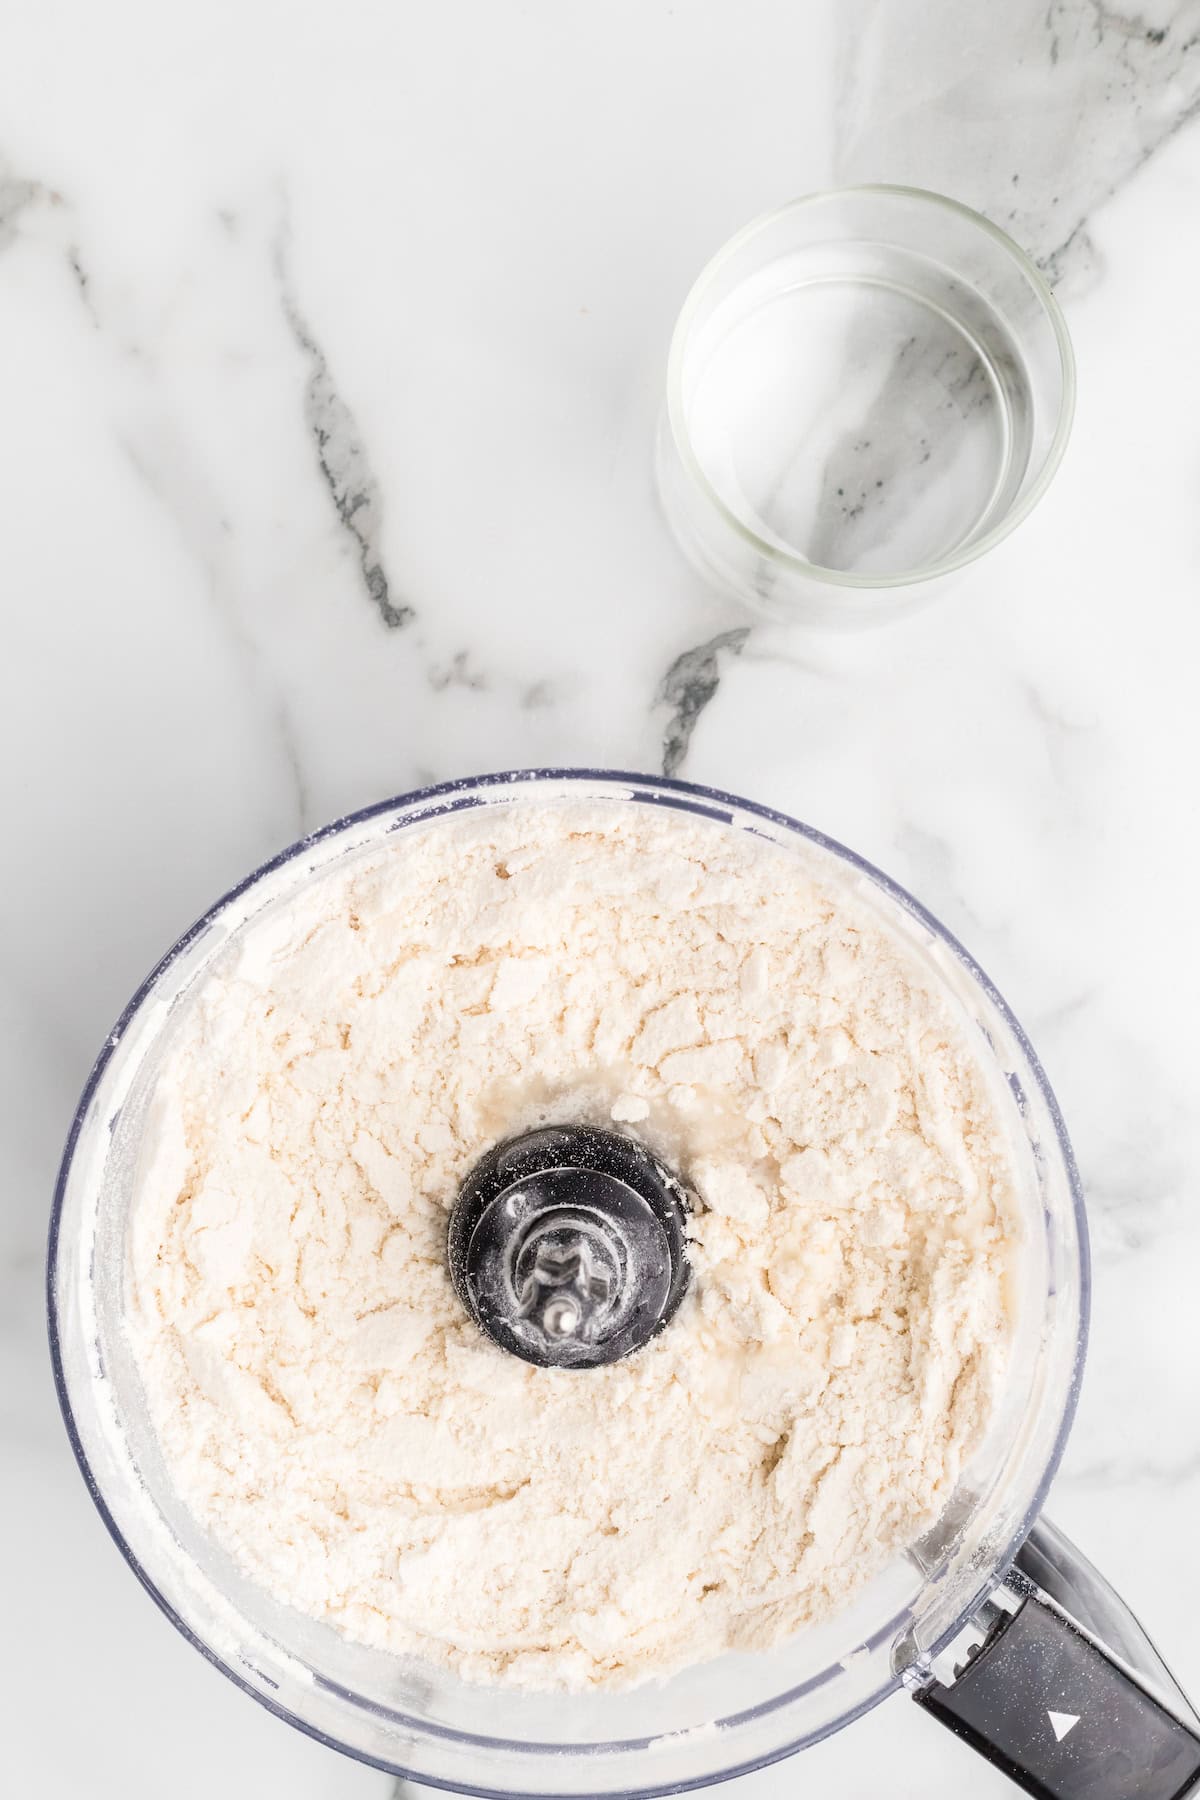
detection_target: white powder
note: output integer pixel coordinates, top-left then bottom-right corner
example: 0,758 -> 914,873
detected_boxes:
128,800 -> 1017,1691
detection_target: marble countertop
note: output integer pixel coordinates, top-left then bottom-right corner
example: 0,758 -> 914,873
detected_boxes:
5,1 -> 1200,1794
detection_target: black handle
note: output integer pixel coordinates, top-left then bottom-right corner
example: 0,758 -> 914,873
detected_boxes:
914,1519 -> 1200,1799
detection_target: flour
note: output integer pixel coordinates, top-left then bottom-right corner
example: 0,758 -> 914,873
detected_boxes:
127,800 -> 1017,1691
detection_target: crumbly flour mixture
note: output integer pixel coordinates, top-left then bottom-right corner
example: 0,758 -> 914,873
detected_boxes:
128,801 -> 1017,1691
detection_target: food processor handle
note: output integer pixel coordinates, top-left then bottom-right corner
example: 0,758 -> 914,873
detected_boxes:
912,1517 -> 1200,1799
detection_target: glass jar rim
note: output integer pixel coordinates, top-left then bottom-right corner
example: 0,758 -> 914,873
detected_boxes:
664,184 -> 1077,592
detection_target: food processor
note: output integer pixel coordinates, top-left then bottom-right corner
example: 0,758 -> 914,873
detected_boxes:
49,770 -> 1200,1799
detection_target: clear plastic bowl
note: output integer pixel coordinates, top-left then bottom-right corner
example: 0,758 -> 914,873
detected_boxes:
48,770 -> 1088,1796
657,187 -> 1075,626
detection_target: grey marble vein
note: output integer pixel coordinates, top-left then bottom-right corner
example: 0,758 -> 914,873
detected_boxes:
0,157 -> 87,312
65,244 -> 100,325
1084,1176 -> 1190,1248
657,627 -> 751,775
1021,676 -> 1105,791
836,0 -> 1200,291
117,433 -> 312,839
788,331 -> 994,577
429,649 -> 489,693
275,224 -> 414,632
0,165 -> 38,250
1064,1444 -> 1200,1488
274,698 -> 313,836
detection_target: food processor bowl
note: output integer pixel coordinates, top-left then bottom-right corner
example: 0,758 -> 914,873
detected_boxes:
48,771 -> 1196,1799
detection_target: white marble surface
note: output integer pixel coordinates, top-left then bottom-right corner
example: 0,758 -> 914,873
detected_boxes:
4,1 -> 1200,1794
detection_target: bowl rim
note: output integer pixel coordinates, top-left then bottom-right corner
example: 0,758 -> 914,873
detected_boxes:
46,767 -> 1090,1796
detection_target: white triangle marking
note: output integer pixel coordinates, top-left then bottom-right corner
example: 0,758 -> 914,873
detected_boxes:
1048,1710 -> 1079,1742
